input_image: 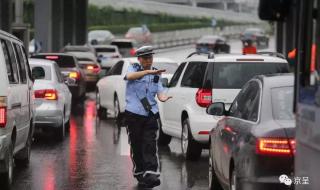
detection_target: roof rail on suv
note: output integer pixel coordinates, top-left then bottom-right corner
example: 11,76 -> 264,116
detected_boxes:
257,51 -> 286,59
187,52 -> 215,59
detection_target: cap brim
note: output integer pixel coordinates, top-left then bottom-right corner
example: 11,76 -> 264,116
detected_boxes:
137,52 -> 155,57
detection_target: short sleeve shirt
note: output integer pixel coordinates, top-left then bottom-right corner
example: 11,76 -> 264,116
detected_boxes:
124,63 -> 165,116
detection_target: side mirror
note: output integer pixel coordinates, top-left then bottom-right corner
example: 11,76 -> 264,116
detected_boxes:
161,78 -> 169,87
206,102 -> 226,116
64,77 -> 76,85
31,66 -> 45,79
258,0 -> 291,21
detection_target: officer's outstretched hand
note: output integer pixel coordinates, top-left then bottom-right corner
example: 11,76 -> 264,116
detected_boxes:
157,93 -> 173,102
148,69 -> 166,75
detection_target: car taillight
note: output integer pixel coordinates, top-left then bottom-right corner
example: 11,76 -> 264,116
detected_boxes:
34,89 -> 58,100
256,138 -> 295,156
87,64 -> 101,73
196,88 -> 212,108
69,71 -> 80,80
0,97 -> 7,128
130,48 -> 136,56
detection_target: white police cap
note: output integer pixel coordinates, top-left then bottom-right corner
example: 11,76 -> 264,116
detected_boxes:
135,46 -> 155,57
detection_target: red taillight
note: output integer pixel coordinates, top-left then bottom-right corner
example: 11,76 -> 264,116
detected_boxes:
0,107 -> 7,128
87,65 -> 100,73
130,48 -> 136,56
198,131 -> 209,135
196,88 -> 212,107
69,71 -> 80,80
256,138 -> 295,156
45,55 -> 59,60
34,89 -> 58,100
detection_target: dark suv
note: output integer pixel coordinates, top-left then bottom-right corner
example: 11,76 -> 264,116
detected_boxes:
31,53 -> 86,100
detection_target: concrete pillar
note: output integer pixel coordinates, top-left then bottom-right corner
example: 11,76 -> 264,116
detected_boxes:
35,0 -> 64,52
0,0 -> 12,32
63,0 -> 76,46
75,0 -> 88,45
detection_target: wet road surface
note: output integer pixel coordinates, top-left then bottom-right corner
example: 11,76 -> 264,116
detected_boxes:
11,94 -> 209,190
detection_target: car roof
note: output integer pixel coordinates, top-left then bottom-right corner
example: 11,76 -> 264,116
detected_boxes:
34,53 -> 75,57
255,73 -> 294,88
92,45 -> 117,49
123,57 -> 177,64
0,30 -> 22,43
29,58 -> 56,67
184,54 -> 287,63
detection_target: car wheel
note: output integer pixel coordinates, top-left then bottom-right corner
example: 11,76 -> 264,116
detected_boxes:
96,91 -> 107,120
15,128 -> 32,167
181,118 -> 202,161
209,145 -> 223,190
0,142 -> 13,189
114,97 -> 120,119
56,114 -> 65,141
230,168 -> 238,190
158,119 -> 172,146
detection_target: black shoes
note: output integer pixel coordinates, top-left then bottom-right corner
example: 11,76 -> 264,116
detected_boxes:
136,174 -> 161,188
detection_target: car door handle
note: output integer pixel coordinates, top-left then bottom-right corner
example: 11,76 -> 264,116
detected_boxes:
11,103 -> 21,109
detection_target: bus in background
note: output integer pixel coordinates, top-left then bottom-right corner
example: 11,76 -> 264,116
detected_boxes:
259,0 -> 320,190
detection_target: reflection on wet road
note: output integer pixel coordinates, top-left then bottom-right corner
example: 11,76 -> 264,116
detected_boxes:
11,95 -> 209,190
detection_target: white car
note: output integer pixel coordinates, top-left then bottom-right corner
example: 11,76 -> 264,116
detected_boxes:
96,57 -> 178,121
29,58 -> 72,140
93,45 -> 122,75
0,31 -> 34,187
158,52 -> 290,161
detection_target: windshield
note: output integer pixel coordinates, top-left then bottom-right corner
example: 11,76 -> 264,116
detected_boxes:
95,47 -> 116,53
31,55 -> 76,68
212,62 -> 289,89
271,87 -> 294,120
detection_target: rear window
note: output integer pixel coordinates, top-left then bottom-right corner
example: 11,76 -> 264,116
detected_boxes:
32,55 -> 76,68
111,42 -> 133,49
212,62 -> 289,89
152,62 -> 178,74
95,48 -> 116,53
30,65 -> 52,80
271,87 -> 294,120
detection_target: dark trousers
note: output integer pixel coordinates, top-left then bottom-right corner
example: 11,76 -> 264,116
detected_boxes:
125,111 -> 160,177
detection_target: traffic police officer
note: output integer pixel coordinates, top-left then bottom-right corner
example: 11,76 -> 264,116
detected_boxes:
124,46 -> 172,188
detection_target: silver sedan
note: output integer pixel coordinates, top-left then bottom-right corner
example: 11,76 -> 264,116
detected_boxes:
29,58 -> 72,140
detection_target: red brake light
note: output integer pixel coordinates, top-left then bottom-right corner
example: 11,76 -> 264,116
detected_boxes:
130,48 -> 136,56
196,88 -> 212,107
69,72 -> 80,80
256,138 -> 295,156
87,64 -> 101,73
0,107 -> 7,128
45,55 -> 59,60
34,89 -> 58,100
87,65 -> 94,70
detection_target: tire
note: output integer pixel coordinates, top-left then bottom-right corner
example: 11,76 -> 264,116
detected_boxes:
0,142 -> 13,189
157,119 -> 172,146
209,145 -> 223,190
65,119 -> 70,132
55,114 -> 65,141
230,168 -> 237,190
181,118 -> 202,161
15,128 -> 32,167
96,91 -> 107,120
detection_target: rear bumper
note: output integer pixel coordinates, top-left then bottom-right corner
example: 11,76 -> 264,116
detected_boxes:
34,102 -> 63,128
84,74 -> 99,82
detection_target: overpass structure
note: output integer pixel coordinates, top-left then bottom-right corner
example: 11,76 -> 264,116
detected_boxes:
144,0 -> 238,10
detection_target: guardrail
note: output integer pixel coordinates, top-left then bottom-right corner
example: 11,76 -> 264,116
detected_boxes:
152,25 -> 257,49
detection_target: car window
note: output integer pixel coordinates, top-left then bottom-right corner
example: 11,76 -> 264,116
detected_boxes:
152,62 -> 178,74
95,47 -> 116,53
30,64 -> 52,80
212,62 -> 289,89
13,43 -> 27,84
1,40 -> 19,84
229,81 -> 260,121
181,62 -> 207,88
169,62 -> 186,87
108,61 -> 124,76
271,87 -> 294,120
32,55 -> 77,68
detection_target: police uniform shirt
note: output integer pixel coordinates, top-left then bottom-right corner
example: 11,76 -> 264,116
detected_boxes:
124,63 -> 165,116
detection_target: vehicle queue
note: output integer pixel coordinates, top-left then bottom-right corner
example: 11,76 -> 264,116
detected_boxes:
0,25 -> 294,190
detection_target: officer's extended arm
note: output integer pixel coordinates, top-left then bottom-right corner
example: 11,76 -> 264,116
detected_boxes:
126,69 -> 166,80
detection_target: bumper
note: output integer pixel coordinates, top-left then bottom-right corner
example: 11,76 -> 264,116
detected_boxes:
34,102 -> 63,128
189,114 -> 220,144
84,73 -> 99,82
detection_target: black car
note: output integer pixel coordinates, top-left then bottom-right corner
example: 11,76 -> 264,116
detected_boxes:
207,74 -> 295,190
196,35 -> 230,54
240,28 -> 269,49
31,53 -> 87,101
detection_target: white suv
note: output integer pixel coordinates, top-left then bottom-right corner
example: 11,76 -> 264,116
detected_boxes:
158,52 -> 290,160
0,31 -> 34,187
